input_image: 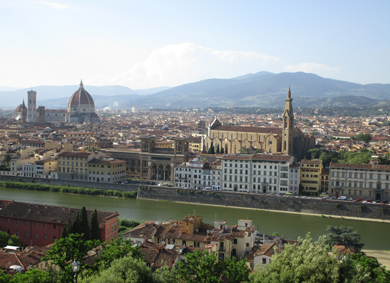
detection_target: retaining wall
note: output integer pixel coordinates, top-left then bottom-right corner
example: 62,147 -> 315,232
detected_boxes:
138,187 -> 390,220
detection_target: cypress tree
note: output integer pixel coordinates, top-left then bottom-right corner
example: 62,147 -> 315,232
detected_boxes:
225,144 -> 228,154
89,209 -> 101,241
73,212 -> 81,235
216,144 -> 220,154
220,146 -> 224,154
79,206 -> 91,240
61,218 -> 73,238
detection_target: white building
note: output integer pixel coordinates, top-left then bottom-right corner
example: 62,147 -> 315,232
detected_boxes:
221,154 -> 297,194
174,158 -> 221,189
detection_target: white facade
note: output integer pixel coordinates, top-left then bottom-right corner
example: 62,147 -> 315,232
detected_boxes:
174,158 -> 221,189
221,154 -> 297,194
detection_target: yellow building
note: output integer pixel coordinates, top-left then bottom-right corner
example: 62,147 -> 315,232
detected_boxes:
36,159 -> 58,175
88,158 -> 126,183
58,152 -> 91,181
300,159 -> 323,193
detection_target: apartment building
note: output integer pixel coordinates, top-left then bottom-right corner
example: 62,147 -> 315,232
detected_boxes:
57,151 -> 106,180
88,158 -> 126,183
329,158 -> 390,201
300,159 -> 323,193
221,154 -> 296,195
174,158 -> 221,189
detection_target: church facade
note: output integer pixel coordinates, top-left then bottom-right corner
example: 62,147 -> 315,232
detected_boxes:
203,87 -> 315,161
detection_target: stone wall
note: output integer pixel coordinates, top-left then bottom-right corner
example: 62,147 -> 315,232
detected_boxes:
138,188 -> 390,220
1,176 -> 138,192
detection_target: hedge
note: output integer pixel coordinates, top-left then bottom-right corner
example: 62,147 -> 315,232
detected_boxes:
0,181 -> 137,199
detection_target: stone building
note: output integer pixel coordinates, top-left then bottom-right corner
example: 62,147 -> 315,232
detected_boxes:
66,81 -> 99,123
300,159 -> 323,193
329,157 -> 390,201
106,136 -> 191,182
203,87 -> 315,161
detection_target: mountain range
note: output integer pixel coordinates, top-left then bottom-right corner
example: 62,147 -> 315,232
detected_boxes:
2,72 -> 390,109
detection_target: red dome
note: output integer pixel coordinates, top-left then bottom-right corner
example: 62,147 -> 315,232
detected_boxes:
68,81 -> 95,109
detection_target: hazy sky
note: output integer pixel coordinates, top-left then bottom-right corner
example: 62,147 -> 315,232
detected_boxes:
1,0 -> 389,89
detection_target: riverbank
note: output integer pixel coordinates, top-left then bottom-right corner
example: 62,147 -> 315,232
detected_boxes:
140,197 -> 390,224
0,181 -> 137,199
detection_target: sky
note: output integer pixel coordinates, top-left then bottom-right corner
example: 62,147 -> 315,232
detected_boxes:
0,0 -> 389,90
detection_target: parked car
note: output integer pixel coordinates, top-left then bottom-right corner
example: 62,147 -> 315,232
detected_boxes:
365,199 -> 373,202
346,198 -> 353,201
322,196 -> 330,200
355,198 -> 362,202
372,201 -> 377,204
338,196 -> 347,200
331,197 -> 338,200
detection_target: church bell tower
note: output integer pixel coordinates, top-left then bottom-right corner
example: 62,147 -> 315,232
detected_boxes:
282,86 -> 294,155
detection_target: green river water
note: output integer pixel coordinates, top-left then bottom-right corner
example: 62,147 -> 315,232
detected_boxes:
0,187 -> 389,250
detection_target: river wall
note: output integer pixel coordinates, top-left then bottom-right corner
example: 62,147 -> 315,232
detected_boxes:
1,176 -> 139,192
138,187 -> 390,220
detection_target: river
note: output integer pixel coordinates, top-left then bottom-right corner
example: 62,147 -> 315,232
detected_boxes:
0,187 -> 389,250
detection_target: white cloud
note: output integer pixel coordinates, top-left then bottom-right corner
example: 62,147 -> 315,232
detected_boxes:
40,1 -> 68,9
88,43 -> 285,89
284,62 -> 340,74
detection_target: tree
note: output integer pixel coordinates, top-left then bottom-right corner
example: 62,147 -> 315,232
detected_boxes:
73,212 -> 82,234
10,269 -> 53,283
216,144 -> 220,154
250,234 -> 341,283
325,225 -> 364,252
8,235 -> 21,247
348,253 -> 390,282
0,270 -> 10,283
220,146 -> 224,154
80,255 -> 156,283
91,238 -> 142,274
222,256 -> 250,283
208,141 -> 215,154
79,206 -> 91,240
0,231 -> 9,248
61,218 -> 73,239
4,154 -> 11,166
43,233 -> 100,282
177,250 -> 223,283
89,209 -> 101,241
225,144 -> 228,154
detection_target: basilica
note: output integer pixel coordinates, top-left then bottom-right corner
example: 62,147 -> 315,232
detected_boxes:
203,87 -> 315,161
15,81 -> 99,124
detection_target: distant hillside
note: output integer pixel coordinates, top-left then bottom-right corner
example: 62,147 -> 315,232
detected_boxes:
2,72 -> 390,109
126,72 -> 390,109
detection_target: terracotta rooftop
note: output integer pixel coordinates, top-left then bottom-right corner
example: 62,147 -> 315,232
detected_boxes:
0,200 -> 117,226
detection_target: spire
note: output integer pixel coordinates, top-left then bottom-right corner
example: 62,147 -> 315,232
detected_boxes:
287,85 -> 291,98
79,80 -> 84,89
22,99 -> 25,107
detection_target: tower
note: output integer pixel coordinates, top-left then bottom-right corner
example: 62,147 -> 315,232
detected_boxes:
27,90 -> 37,122
20,99 -> 27,124
282,86 -> 294,155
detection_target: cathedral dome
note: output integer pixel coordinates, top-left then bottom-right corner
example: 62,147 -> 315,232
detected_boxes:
68,80 -> 95,109
15,100 -> 27,113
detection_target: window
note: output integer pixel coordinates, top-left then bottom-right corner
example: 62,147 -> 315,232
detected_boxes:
234,239 -> 238,244
44,234 -> 47,240
25,232 -> 28,237
25,220 -> 28,225
262,258 -> 267,264
43,223 -> 46,228
34,222 -> 37,227
53,224 -> 56,229
16,219 -> 19,224
34,233 -> 38,239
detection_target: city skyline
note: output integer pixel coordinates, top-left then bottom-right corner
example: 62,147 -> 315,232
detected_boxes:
1,0 -> 389,89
